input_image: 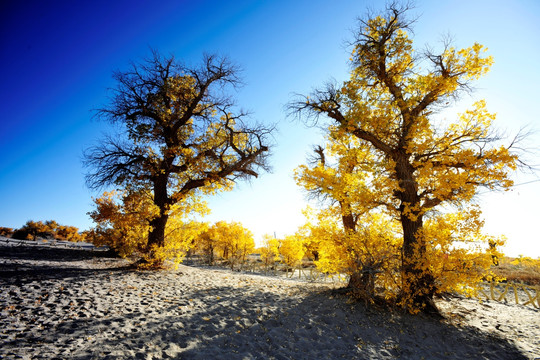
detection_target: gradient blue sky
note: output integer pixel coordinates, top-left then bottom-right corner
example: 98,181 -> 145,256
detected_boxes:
1,0 -> 539,257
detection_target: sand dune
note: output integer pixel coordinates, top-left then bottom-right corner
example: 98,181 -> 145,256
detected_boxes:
1,242 -> 538,359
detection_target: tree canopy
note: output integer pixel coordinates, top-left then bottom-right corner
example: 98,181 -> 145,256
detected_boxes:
84,52 -> 272,266
292,3 -> 519,313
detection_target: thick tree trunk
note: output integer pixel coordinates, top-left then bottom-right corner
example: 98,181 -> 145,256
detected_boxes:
400,212 -> 437,312
395,156 -> 438,313
342,213 -> 356,233
148,213 -> 168,249
146,175 -> 170,265
347,268 -> 376,299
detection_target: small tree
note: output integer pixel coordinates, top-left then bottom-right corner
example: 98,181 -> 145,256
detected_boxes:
278,235 -> 305,269
157,216 -> 205,267
88,189 -> 205,266
259,234 -> 280,269
84,52 -> 272,266
291,3 -> 520,313
88,190 -> 158,257
212,221 -> 255,270
0,227 -> 14,238
194,224 -> 218,265
12,220 -> 50,240
56,225 -> 83,242
43,220 -> 59,238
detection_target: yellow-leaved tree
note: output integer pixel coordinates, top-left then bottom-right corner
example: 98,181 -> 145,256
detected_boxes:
84,52 -> 272,266
278,235 -> 305,269
291,4 -> 519,313
259,234 -> 280,269
210,221 -> 255,270
194,223 -> 219,265
11,220 -> 83,241
88,189 -> 207,267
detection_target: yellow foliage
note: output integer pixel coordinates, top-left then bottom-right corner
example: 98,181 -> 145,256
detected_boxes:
88,190 -> 155,257
510,255 -> 540,269
259,234 -> 280,267
306,209 -> 401,300
418,208 -> 505,295
193,224 -> 218,264
278,235 -> 305,268
88,190 -> 205,267
293,5 -> 519,312
194,221 -> 255,270
12,220 -> 84,242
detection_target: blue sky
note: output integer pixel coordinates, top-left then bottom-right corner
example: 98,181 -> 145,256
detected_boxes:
1,0 -> 539,257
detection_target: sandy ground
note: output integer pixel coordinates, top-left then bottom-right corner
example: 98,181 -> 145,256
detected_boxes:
0,241 -> 539,359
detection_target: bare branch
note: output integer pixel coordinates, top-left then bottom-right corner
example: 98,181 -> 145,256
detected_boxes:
83,135 -> 150,190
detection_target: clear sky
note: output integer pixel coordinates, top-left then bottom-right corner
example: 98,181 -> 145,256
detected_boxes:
1,0 -> 539,257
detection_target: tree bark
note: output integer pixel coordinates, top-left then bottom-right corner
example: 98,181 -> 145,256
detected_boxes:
347,268 -> 376,299
146,175 -> 169,264
148,213 -> 168,249
400,211 -> 436,308
340,201 -> 377,299
208,244 -> 215,265
395,155 -> 438,313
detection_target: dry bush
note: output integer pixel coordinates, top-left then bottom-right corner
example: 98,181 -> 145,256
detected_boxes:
0,227 -> 14,237
491,256 -> 540,286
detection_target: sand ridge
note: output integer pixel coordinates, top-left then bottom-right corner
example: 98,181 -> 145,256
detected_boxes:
1,243 -> 538,359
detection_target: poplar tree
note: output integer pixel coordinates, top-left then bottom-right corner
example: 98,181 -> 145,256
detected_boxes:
292,4 -> 519,312
84,52 -> 272,266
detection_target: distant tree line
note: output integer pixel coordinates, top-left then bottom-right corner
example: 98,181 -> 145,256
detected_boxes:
192,225 -> 318,272
0,220 -> 85,242
84,191 -> 316,271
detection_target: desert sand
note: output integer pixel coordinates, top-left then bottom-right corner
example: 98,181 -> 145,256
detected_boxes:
1,239 -> 538,359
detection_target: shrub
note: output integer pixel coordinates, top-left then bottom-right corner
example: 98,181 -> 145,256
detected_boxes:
0,227 -> 14,237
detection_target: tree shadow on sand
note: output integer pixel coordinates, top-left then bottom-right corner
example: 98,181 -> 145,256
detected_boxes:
0,248 -> 530,359
172,287 -> 528,360
50,284 -> 528,359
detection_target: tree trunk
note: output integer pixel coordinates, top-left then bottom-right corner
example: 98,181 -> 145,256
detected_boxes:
347,268 -> 375,300
342,213 -> 356,232
395,155 -> 438,314
400,212 -> 437,311
146,175 -> 170,265
148,214 -> 168,249
208,244 -> 214,265
340,201 -> 378,298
